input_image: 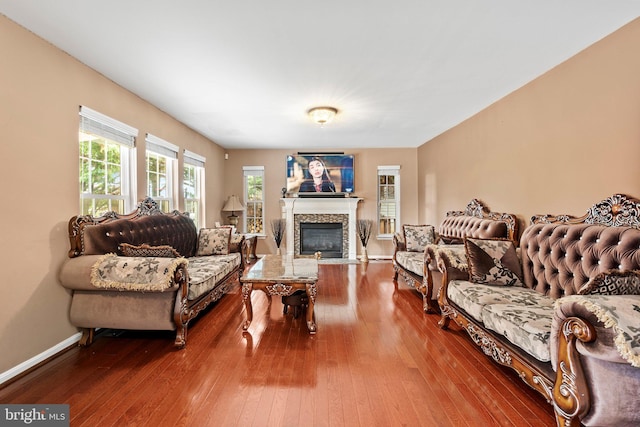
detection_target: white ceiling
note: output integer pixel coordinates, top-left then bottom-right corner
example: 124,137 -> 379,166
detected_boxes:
2,1 -> 639,150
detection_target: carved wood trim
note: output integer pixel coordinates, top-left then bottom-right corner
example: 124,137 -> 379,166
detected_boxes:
443,303 -> 554,401
438,257 -> 556,402
68,197 -> 192,257
392,262 -> 437,313
172,267 -> 240,348
552,317 -> 595,427
531,194 -> 640,228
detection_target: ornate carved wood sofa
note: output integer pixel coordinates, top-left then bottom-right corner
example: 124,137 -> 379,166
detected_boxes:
59,198 -> 245,348
392,199 -> 518,313
437,194 -> 640,426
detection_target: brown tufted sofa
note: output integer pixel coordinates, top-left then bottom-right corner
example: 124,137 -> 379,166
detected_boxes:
392,199 -> 518,313
437,194 -> 640,426
59,198 -> 245,348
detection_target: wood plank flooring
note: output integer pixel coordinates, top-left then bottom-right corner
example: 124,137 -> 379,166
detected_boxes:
0,261 -> 556,426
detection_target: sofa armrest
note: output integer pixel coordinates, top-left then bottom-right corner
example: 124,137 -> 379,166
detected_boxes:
552,295 -> 640,366
229,233 -> 245,253
59,255 -> 182,292
436,245 -> 469,308
59,255 -> 107,291
551,295 -> 640,426
392,232 -> 406,252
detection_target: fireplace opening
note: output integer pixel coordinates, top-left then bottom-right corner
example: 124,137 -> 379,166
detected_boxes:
300,222 -> 343,258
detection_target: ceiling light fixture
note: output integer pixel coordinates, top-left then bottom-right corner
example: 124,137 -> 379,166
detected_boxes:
308,106 -> 338,126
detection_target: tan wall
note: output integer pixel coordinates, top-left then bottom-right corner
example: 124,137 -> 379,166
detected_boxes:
0,16 -> 226,375
418,17 -> 640,234
224,148 -> 419,257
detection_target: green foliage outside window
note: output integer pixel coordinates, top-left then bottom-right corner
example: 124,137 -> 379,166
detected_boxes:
245,173 -> 264,233
79,135 -> 125,216
183,164 -> 201,228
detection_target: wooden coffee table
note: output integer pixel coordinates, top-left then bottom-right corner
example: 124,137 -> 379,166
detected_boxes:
240,255 -> 319,333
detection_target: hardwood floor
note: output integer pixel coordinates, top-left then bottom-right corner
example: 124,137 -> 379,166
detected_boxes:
0,261 -> 556,426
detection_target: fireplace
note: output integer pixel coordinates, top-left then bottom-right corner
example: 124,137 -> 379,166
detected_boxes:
281,197 -> 362,260
300,222 -> 343,258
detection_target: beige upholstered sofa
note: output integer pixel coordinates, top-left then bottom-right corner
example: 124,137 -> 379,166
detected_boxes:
392,199 -> 518,313
437,194 -> 640,426
59,198 -> 245,348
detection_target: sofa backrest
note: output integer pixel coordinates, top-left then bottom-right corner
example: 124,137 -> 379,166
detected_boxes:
438,199 -> 518,244
520,194 -> 640,299
68,198 -> 198,258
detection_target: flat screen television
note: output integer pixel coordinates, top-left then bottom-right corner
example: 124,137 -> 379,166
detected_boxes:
286,154 -> 354,194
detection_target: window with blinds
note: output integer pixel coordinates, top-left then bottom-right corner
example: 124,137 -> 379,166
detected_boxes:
145,133 -> 178,212
377,165 -> 400,238
243,166 -> 265,235
79,106 -> 138,216
183,150 -> 206,228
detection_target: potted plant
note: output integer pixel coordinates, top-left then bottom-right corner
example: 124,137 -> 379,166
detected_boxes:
357,219 -> 373,263
271,218 -> 286,255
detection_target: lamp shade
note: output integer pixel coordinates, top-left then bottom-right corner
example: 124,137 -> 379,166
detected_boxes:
222,195 -> 244,212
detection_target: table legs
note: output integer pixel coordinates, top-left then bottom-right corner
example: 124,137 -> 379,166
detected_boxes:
241,282 -> 253,331
305,282 -> 317,334
241,281 -> 317,334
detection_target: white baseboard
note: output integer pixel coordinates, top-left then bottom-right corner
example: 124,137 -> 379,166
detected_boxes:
368,255 -> 392,260
0,332 -> 82,386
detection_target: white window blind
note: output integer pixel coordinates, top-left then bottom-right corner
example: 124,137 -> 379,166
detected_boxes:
79,105 -> 138,147
184,149 -> 206,167
146,133 -> 178,159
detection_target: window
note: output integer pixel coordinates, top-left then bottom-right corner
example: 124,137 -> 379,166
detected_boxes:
79,106 -> 137,216
377,165 -> 400,238
243,166 -> 265,235
146,133 -> 178,212
183,150 -> 206,229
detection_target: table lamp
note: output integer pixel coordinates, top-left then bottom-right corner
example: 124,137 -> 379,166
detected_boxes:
222,195 -> 244,226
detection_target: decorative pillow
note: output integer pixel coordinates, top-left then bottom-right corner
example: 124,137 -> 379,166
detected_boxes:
402,225 -> 436,252
578,270 -> 640,295
196,227 -> 232,256
465,237 -> 523,286
120,243 -> 180,258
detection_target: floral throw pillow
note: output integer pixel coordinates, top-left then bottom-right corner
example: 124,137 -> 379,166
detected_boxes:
120,243 -> 180,258
196,227 -> 232,256
465,237 -> 523,286
402,225 -> 436,252
579,270 -> 640,295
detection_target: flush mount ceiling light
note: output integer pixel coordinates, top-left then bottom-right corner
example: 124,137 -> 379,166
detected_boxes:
308,106 -> 338,125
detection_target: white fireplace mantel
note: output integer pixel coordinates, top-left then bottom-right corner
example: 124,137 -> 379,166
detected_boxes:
280,197 -> 363,259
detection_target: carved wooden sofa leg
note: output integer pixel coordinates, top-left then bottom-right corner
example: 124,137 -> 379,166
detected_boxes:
174,325 -> 187,349
438,315 -> 450,330
173,285 -> 189,349
552,317 -> 595,427
79,328 -> 95,347
423,273 -> 440,314
422,293 -> 440,314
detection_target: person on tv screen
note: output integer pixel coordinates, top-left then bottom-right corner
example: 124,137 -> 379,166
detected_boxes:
299,156 -> 336,192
